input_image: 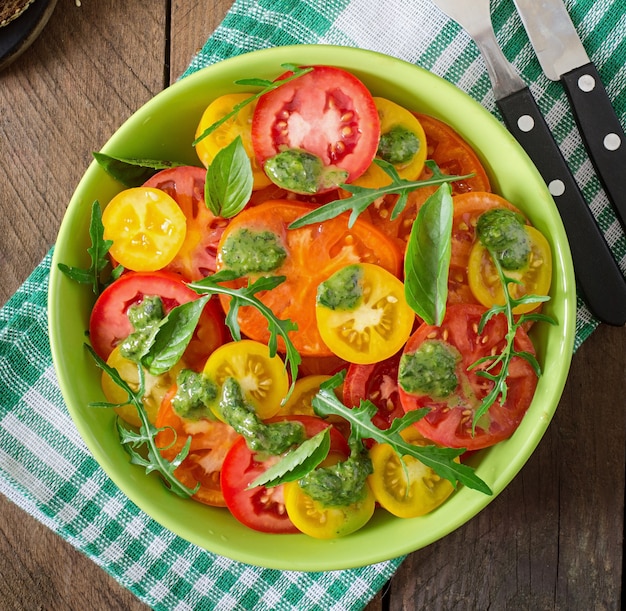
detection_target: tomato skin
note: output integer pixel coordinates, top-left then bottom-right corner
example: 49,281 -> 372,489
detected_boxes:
220,416 -> 349,534
88,271 -> 200,360
143,166 -> 230,280
215,200 -> 403,356
156,386 -> 240,507
251,66 -> 380,187
398,304 -> 538,451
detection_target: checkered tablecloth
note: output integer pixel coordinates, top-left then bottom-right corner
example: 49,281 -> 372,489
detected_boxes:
1,1 -> 625,609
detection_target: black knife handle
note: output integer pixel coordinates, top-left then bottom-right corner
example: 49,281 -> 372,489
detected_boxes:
497,87 -> 626,326
561,62 -> 626,232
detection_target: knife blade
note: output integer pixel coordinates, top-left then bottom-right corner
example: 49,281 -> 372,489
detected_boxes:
430,0 -> 626,325
513,0 -> 626,233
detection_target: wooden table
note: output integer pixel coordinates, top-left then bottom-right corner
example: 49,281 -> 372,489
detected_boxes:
1,1 -> 624,609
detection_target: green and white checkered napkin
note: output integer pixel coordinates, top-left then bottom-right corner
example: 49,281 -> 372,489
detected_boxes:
1,1 -> 625,609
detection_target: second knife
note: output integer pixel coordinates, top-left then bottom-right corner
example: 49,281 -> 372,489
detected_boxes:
430,0 -> 626,326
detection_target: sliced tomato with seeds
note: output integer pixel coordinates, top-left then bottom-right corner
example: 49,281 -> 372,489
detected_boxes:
398,303 -> 538,451
251,65 -> 380,188
143,166 -> 230,280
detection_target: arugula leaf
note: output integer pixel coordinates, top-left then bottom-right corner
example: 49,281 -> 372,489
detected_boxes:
92,152 -> 187,188
205,136 -> 253,218
247,428 -> 331,489
187,271 -> 301,399
57,200 -> 112,295
467,251 -> 555,431
404,183 -> 453,325
288,160 -> 472,230
85,344 -> 199,498
312,373 -> 492,495
192,65 -> 314,146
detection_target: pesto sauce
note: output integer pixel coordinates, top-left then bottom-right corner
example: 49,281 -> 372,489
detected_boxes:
316,264 -> 363,311
476,208 -> 531,270
377,125 -> 420,165
171,369 -> 218,420
218,377 -> 305,455
298,446 -> 373,506
220,228 -> 287,276
263,149 -> 348,194
398,339 -> 460,397
119,295 -> 164,362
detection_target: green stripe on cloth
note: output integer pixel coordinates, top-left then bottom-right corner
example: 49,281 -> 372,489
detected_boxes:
1,0 -> 625,609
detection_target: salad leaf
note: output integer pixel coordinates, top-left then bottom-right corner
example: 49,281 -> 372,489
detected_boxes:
193,64 -> 313,146
312,373 -> 492,495
85,344 -> 199,498
404,183 -> 453,325
187,271 -> 301,399
92,152 -> 187,188
57,200 -> 112,295
288,160 -> 472,230
247,428 -> 331,489
205,136 -> 253,218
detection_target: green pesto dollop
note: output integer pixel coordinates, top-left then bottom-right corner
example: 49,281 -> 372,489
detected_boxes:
298,446 -> 373,506
316,264 -> 363,311
171,369 -> 218,420
220,228 -> 287,276
398,339 -> 460,397
377,125 -> 420,165
476,208 -> 531,270
218,377 -> 305,455
263,149 -> 348,194
119,295 -> 164,362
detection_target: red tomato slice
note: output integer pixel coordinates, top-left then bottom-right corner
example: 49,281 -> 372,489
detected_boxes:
398,304 -> 538,451
220,415 -> 350,534
215,200 -> 403,356
251,66 -> 380,186
343,350 -> 405,431
143,166 -> 230,280
156,386 -> 240,507
89,271 -> 200,360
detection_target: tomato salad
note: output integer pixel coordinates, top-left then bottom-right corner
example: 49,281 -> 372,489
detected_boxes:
64,64 -> 554,540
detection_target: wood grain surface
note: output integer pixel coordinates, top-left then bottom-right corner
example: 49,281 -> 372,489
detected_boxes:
0,1 -> 624,609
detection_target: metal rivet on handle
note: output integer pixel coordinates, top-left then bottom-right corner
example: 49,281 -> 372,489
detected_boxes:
517,114 -> 534,132
604,133 -> 622,151
549,179 -> 566,197
578,74 -> 596,92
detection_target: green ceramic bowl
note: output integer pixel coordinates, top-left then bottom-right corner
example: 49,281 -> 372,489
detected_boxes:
49,45 -> 576,571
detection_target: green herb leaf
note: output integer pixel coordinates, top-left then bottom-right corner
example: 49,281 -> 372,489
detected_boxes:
312,373 -> 492,495
92,152 -> 187,188
193,65 -> 314,146
85,344 -> 199,498
187,272 -> 301,399
404,183 -> 453,325
57,200 -> 112,295
247,428 -> 331,489
205,136 -> 253,218
288,160 -> 472,230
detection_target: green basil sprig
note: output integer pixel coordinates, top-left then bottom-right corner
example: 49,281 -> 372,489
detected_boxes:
92,152 -> 188,188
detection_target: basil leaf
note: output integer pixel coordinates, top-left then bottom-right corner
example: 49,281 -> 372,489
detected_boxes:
204,136 -> 253,218
404,183 -> 453,326
92,152 -> 187,187
142,296 -> 211,375
247,428 -> 331,489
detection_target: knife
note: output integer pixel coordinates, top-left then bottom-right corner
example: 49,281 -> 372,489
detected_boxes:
430,0 -> 626,325
513,0 -> 626,233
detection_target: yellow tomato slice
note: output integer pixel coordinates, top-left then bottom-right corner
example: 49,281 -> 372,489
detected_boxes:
102,187 -> 187,272
276,375 -> 330,417
468,225 -> 552,314
315,263 -> 415,365
367,433 -> 456,518
101,345 -> 184,427
195,93 -> 271,190
202,340 -> 288,420
283,465 -> 376,539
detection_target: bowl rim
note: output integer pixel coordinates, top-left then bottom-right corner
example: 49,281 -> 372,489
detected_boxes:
48,44 -> 577,571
